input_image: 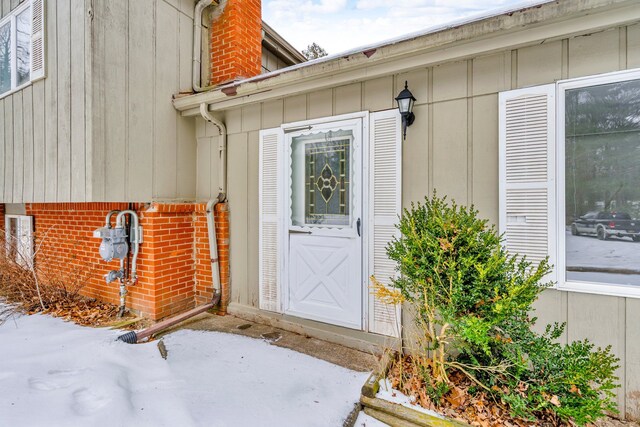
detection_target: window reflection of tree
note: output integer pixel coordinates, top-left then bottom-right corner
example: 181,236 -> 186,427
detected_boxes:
0,23 -> 10,94
16,9 -> 30,86
565,79 -> 640,223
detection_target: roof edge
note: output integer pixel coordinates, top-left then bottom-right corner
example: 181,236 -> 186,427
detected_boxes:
175,0 -> 640,114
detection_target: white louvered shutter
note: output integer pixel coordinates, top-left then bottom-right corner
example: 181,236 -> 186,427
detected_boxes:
499,84 -> 557,282
368,110 -> 402,337
30,0 -> 45,80
259,128 -> 283,312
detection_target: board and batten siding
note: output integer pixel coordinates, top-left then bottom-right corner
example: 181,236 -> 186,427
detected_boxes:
202,24 -> 640,418
90,0 -> 197,202
0,0 -> 201,203
1,0 -> 91,203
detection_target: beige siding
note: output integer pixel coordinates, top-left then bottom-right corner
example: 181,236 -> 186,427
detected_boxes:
127,0 -> 155,201
195,118 -> 223,200
261,47 -> 290,73
471,95 -> 499,225
568,28 -> 622,78
228,132 -> 248,305
626,298 -> 640,420
246,130 -> 260,307
91,0 -> 197,202
402,103 -> 428,207
629,23 -> 640,68
1,0 -> 198,203
516,40 -> 563,87
210,23 -> 640,416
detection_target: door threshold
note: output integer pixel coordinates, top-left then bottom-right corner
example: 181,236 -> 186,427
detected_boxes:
228,303 -> 400,355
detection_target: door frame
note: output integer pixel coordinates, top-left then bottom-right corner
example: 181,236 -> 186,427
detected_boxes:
279,111 -> 370,331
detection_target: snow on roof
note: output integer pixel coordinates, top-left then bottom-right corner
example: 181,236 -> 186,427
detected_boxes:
220,0 -> 554,90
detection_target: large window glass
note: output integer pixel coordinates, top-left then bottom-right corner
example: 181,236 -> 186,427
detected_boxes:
564,78 -> 640,287
0,3 -> 32,96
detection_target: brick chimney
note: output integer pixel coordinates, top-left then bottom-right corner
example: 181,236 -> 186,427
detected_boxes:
210,0 -> 262,86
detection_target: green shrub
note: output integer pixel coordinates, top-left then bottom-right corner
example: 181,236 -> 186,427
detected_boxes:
385,192 -> 619,425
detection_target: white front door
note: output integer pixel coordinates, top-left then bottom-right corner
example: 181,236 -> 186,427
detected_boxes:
285,118 -> 363,329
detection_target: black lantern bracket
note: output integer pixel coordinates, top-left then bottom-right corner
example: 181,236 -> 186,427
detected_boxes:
395,80 -> 417,140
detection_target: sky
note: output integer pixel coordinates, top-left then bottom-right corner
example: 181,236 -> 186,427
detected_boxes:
262,0 -> 543,56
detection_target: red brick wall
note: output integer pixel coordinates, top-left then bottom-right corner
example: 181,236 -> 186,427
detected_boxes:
194,209 -> 212,305
137,204 -> 198,319
209,0 -> 262,86
25,202 -> 230,320
26,202 -> 134,310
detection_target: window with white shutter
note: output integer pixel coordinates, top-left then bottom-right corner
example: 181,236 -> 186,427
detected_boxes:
368,109 -> 402,337
499,84 -> 557,283
259,128 -> 283,312
0,0 -> 45,98
501,70 -> 640,299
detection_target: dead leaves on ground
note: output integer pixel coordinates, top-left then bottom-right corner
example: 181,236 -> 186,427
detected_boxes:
387,354 -> 566,427
36,299 -> 120,326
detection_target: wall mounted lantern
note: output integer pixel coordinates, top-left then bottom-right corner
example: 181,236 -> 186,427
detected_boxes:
395,80 -> 416,140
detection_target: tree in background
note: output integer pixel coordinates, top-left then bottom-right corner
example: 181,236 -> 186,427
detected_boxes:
302,42 -> 328,60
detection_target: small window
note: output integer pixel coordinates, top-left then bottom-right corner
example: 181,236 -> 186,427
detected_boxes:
4,215 -> 34,267
0,0 -> 45,99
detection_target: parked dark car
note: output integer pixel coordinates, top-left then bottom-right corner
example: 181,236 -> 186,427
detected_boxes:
571,211 -> 640,241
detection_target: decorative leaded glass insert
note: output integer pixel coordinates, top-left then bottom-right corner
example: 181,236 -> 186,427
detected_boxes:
291,130 -> 353,227
306,139 -> 350,225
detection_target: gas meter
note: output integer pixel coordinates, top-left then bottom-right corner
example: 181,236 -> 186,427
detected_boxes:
93,226 -> 129,262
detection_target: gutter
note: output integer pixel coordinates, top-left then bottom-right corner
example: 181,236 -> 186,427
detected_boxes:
173,0 -> 640,115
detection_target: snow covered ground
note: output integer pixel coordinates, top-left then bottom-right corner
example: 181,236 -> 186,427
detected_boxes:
0,311 -> 369,427
354,411 -> 389,426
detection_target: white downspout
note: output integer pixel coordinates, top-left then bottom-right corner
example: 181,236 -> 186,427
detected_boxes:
193,0 -> 217,93
200,103 -> 227,298
199,103 -> 227,198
